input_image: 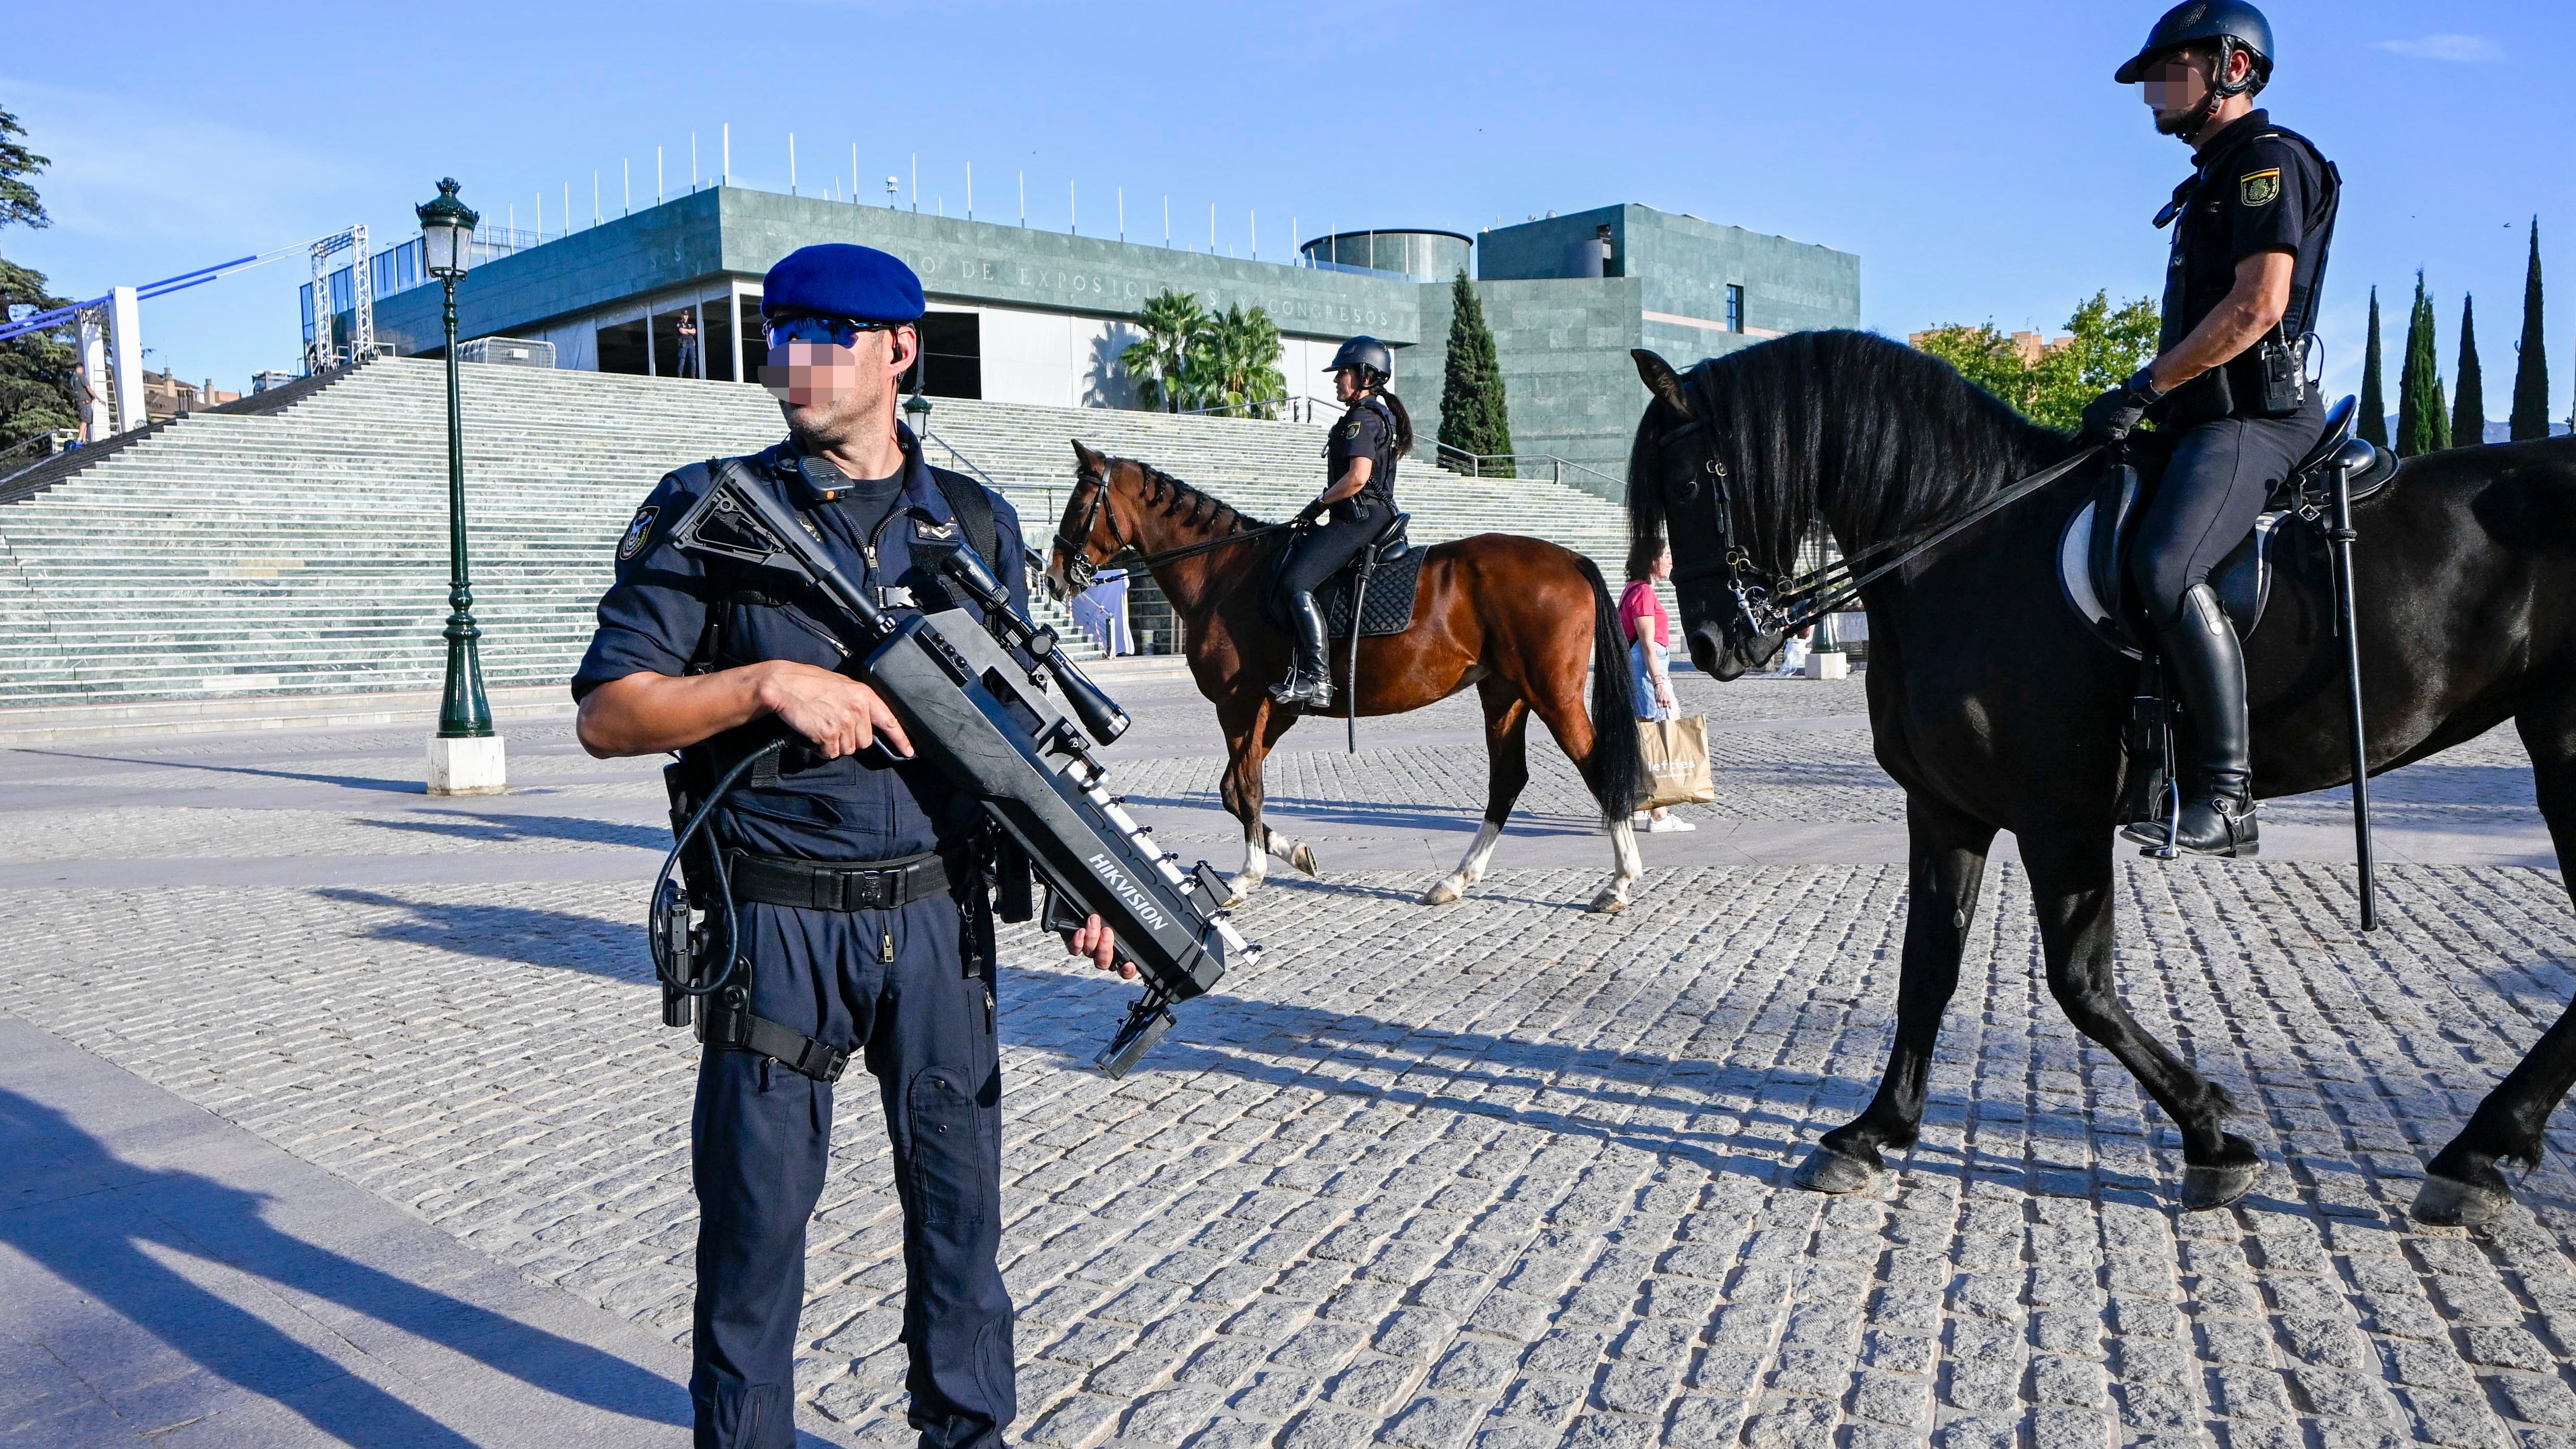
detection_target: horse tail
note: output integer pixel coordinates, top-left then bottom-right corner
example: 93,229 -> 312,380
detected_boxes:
1576,553 -> 1647,824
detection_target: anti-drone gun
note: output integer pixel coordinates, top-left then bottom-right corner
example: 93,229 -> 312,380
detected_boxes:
657,467 -> 1251,1077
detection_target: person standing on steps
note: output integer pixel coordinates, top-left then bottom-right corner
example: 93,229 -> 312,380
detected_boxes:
1621,539 -> 1694,834
1268,336 -> 1412,710
571,243 -> 1121,1449
2080,0 -> 2339,858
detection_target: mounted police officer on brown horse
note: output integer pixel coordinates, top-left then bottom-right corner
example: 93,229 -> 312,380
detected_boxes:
1268,337 -> 1411,710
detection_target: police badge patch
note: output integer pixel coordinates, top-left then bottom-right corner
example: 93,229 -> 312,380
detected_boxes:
618,505 -> 658,560
2239,169 -> 2282,208
1342,421 -> 1363,439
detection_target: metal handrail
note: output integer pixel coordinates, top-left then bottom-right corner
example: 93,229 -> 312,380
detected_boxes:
1434,442 -> 1624,492
1162,394 -> 1335,423
0,429 -> 79,485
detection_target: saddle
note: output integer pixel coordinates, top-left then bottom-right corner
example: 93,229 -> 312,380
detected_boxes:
2058,394 -> 2398,657
2060,394 -> 2399,850
1262,511 -> 1425,639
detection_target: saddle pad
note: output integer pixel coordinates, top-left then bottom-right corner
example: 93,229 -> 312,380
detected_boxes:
1316,545 -> 1427,638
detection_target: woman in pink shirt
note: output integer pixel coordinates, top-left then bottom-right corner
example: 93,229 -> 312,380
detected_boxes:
1620,541 -> 1693,832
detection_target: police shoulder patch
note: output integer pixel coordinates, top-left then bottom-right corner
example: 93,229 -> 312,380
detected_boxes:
618,505 -> 658,560
1342,421 -> 1363,439
2239,168 -> 2282,208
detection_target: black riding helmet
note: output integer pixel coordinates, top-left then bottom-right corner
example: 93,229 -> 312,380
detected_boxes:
1324,336 -> 1394,384
2115,0 -> 2275,92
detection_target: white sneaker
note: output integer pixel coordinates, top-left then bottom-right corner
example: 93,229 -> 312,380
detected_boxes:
1647,816 -> 1697,833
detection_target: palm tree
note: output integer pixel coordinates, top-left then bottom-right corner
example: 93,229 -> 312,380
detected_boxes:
1189,303 -> 1287,420
1122,290 -> 1206,412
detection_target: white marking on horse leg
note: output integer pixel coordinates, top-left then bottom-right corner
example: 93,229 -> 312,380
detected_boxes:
1225,832 -> 1267,905
1424,819 -> 1504,906
1590,819 -> 1643,914
1265,824 -> 1319,877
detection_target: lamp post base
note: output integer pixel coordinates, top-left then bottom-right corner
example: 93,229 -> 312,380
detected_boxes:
427,734 -> 508,795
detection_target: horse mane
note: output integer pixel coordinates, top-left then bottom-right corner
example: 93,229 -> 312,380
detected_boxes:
1627,329 -> 2077,573
1119,457 -> 1268,537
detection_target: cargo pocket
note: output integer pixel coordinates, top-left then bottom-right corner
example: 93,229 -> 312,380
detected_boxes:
907,1066 -> 986,1226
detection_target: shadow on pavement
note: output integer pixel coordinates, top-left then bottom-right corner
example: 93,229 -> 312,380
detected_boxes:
358,809 -> 671,850
313,889 -> 650,980
0,1087 -> 690,1446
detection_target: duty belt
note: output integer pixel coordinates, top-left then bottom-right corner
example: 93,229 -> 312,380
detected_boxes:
725,849 -> 952,912
700,848 -> 958,1084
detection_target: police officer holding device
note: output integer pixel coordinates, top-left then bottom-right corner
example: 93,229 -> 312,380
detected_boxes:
574,243 -> 1118,1449
2082,0 -> 2339,858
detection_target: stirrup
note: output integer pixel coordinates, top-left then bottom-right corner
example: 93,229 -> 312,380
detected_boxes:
1269,669 -> 1332,709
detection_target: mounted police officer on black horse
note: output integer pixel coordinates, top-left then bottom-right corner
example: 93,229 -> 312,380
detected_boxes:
2080,0 -> 2339,858
1268,337 -> 1413,709
573,243 -> 1123,1449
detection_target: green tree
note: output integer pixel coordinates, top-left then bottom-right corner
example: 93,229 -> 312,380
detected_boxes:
2396,272 -> 2449,457
2025,291 -> 2161,432
1436,270 -> 1513,475
2452,293 -> 2485,447
2357,287 -> 2388,447
2511,218 -> 2552,441
1186,303 -> 1286,420
1911,291 -> 2158,433
1121,289 -> 1206,413
1910,322 -> 2031,413
0,105 -> 80,451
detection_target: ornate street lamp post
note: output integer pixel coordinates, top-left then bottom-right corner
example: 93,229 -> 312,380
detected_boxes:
418,178 -> 506,794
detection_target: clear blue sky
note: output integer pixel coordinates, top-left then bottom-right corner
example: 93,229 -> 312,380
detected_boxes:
7,1 -> 2570,416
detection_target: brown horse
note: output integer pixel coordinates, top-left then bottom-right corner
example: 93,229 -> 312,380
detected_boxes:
1048,441 -> 1649,913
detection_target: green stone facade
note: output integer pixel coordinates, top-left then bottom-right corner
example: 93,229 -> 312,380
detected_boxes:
365,192 -> 1855,495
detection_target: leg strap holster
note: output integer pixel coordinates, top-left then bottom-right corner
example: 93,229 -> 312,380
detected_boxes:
698,849 -> 960,1084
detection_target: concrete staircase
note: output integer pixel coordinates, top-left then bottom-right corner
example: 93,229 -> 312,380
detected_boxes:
0,360 -> 1642,711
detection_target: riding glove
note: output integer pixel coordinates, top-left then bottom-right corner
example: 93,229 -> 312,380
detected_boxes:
2079,366 -> 2164,443
1292,498 -> 1328,527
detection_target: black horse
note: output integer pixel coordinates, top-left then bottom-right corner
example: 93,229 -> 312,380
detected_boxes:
1627,330 -> 2576,1219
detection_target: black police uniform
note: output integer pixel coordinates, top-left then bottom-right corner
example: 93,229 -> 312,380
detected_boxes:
2129,107 -> 2338,629
574,425 -> 1026,1449
1274,395 -> 1400,609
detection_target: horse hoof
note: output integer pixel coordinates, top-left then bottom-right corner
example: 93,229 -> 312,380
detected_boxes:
2179,1134 -> 2263,1211
1289,843 -> 1321,877
2412,1174 -> 2511,1227
1220,893 -> 1248,911
1791,1146 -> 1883,1195
1587,892 -> 1627,915
1421,880 -> 1463,906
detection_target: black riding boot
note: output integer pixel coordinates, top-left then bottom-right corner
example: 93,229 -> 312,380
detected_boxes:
1269,593 -> 1334,710
2158,582 -> 2259,857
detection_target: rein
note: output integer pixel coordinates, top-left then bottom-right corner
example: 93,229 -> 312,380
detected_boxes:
1656,370 -> 2099,636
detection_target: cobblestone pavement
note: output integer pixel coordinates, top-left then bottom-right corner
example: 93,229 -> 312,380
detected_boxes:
6,671 -> 2576,1446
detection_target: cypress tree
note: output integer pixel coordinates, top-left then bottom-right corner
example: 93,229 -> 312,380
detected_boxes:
2395,273 -> 2449,457
2511,217 -> 2552,441
2452,293 -> 2484,446
2357,288 -> 2388,447
1436,269 -> 1513,476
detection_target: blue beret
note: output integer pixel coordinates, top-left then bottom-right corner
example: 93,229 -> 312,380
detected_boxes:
761,243 -> 925,325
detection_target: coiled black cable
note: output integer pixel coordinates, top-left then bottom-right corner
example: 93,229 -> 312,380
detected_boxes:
649,738 -> 785,998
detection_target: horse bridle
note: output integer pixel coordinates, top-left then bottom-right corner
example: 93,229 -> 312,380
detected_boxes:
1054,472 -> 1126,594
1646,369 -> 2101,638
1056,465 -> 1295,594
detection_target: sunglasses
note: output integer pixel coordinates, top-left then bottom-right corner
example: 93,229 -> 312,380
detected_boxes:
762,315 -> 901,348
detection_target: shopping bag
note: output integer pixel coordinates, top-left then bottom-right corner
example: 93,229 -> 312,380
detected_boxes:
1636,715 -> 1715,810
